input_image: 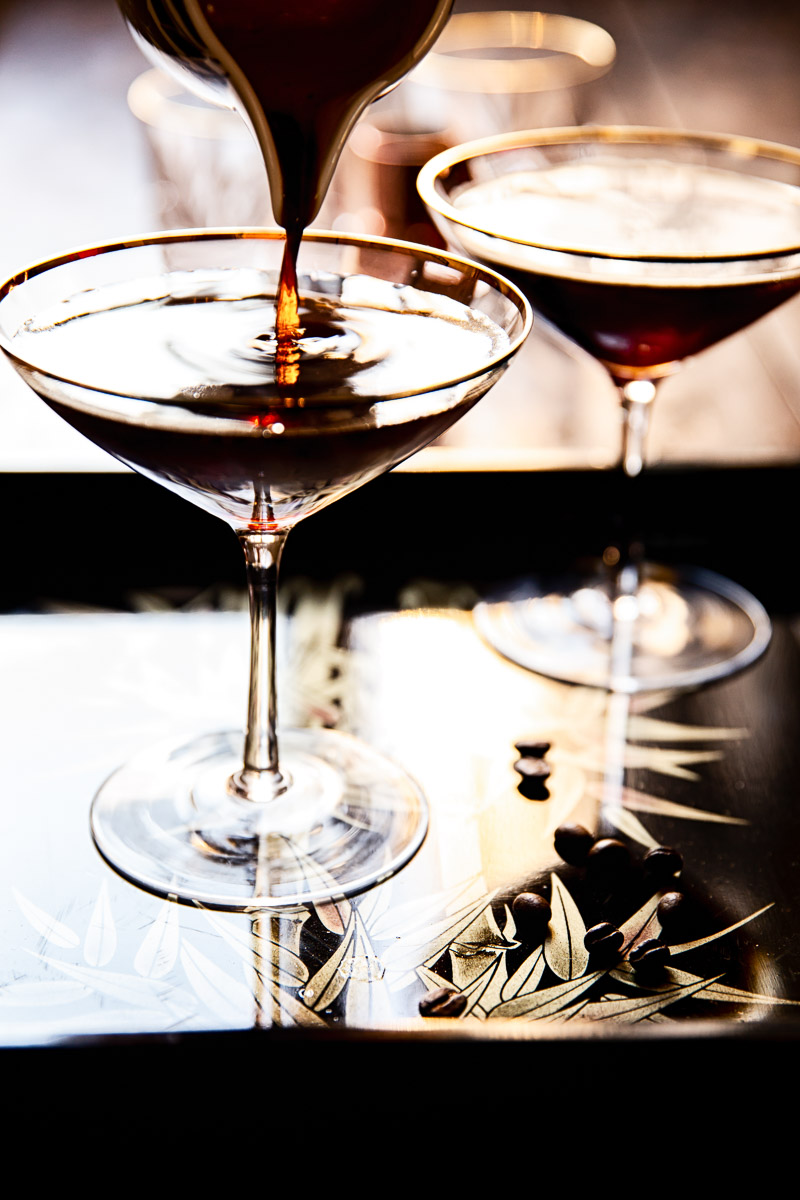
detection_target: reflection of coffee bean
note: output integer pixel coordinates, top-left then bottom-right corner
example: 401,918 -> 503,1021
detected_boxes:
512,892 -> 552,943
554,822 -> 595,866
630,937 -> 670,976
419,986 -> 467,1018
587,837 -> 630,876
513,758 -> 551,781
584,921 -> 624,962
514,739 -> 551,758
514,757 -> 551,800
644,846 -> 683,885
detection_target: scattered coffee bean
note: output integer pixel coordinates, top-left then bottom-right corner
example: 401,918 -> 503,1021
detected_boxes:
657,891 -> 689,939
512,892 -> 552,942
629,937 -> 670,975
554,822 -> 595,866
514,739 -> 551,759
513,758 -> 551,781
418,986 -> 467,1018
587,837 -> 630,876
643,846 -> 683,885
584,922 -> 624,962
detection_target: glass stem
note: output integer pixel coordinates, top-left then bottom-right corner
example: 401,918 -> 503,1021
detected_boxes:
606,378 -> 659,689
229,529 -> 290,802
619,378 -> 658,479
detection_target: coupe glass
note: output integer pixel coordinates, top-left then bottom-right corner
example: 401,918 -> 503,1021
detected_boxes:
419,126 -> 800,691
0,228 -> 529,909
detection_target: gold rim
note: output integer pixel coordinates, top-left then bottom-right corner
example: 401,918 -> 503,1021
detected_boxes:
412,10 -> 616,95
0,227 -> 532,402
418,124 -> 800,262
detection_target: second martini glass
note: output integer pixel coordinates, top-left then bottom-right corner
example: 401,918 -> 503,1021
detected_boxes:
0,228 -> 529,909
419,126 -> 800,692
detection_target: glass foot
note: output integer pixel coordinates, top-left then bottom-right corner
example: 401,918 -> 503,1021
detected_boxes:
90,728 -> 427,910
474,561 -> 771,693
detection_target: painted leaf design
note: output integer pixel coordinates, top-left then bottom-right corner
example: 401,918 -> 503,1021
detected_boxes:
621,746 -> 723,780
544,873 -> 589,980
501,945 -> 546,1002
83,882 -> 117,967
355,875 -> 393,929
489,971 -> 603,1020
478,953 -> 511,1013
181,939 -> 254,1024
342,913 -> 393,1027
618,961 -> 800,1008
380,895 -> 494,973
13,889 -> 79,949
200,906 -> 309,987
576,975 -> 723,1022
304,909 -> 357,1012
415,964 -> 453,994
618,893 -> 662,950
258,976 -> 330,1028
135,899 -> 180,979
585,782 -> 748,826
604,806 -> 660,849
666,904 -> 773,955
626,716 -> 746,742
314,898 -> 351,936
457,956 -> 502,1017
31,953 -> 194,1015
0,980 -> 91,1007
367,878 -> 484,940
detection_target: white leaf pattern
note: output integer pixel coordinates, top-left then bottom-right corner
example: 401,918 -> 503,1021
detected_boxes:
84,882 -> 117,967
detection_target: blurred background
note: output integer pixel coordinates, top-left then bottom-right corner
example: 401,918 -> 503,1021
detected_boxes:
3,0 -> 800,475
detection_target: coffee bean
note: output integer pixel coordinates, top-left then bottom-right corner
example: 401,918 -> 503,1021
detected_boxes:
629,937 -> 670,975
513,758 -> 551,780
514,739 -> 551,758
512,892 -> 551,942
554,822 -> 595,866
584,922 -> 624,962
644,846 -> 683,885
657,891 -> 689,939
587,837 -> 630,876
418,986 -> 467,1018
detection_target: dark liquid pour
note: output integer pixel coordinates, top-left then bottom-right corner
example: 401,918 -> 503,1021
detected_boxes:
119,0 -> 453,361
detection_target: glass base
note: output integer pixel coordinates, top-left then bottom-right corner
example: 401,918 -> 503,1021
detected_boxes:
90,728 -> 428,910
474,561 -> 771,693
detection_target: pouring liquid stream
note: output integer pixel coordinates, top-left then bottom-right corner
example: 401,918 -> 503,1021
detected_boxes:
120,0 -> 454,381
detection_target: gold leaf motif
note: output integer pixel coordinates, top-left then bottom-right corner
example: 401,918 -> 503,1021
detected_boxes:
489,972 -> 604,1020
618,893 -> 662,950
258,976 -> 330,1027
379,895 -> 494,973
666,904 -> 774,955
544,873 -> 589,980
585,782 -> 748,825
304,909 -> 357,1012
603,806 -> 660,848
501,945 -> 546,1001
626,716 -> 746,743
576,975 -> 723,1022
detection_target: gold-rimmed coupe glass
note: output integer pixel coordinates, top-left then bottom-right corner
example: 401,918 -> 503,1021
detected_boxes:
419,126 -> 800,692
0,227 -> 530,909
